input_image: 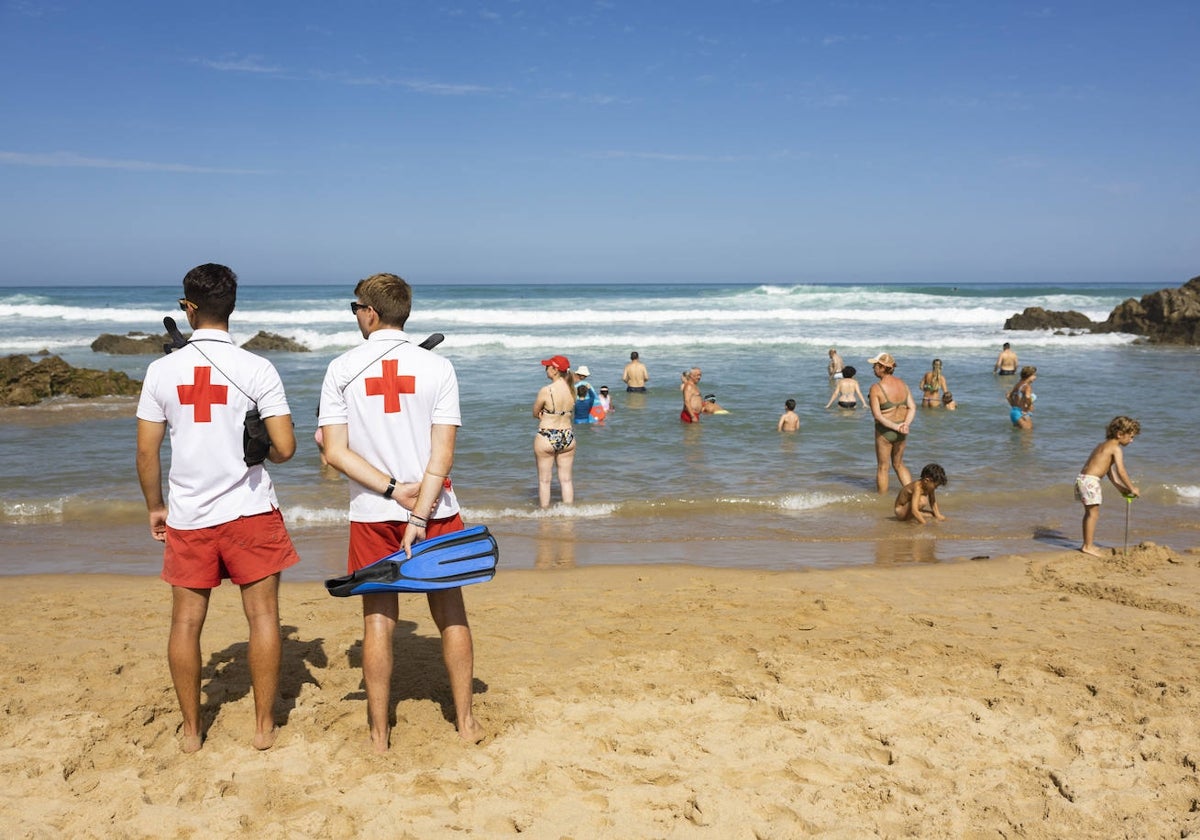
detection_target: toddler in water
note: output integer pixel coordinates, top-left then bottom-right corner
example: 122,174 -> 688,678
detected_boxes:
1075,415 -> 1140,556
894,463 -> 948,524
777,398 -> 800,431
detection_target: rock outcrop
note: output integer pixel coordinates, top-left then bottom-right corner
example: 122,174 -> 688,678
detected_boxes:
91,332 -> 184,354
1004,307 -> 1097,331
0,354 -> 142,407
240,331 -> 309,352
91,329 -> 309,353
1096,275 -> 1200,345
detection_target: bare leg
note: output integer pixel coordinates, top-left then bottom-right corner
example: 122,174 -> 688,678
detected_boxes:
891,437 -> 912,490
1080,505 -> 1104,556
534,438 -> 555,507
168,586 -> 211,753
362,592 -> 398,752
874,434 -> 892,494
427,588 -> 484,743
240,574 -> 282,750
556,445 -> 576,506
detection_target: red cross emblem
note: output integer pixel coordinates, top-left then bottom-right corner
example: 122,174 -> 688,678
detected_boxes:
177,366 -> 228,422
364,359 -> 415,413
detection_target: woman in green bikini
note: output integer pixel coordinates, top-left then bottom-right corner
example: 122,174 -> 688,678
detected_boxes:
919,358 -> 947,407
868,351 -> 916,494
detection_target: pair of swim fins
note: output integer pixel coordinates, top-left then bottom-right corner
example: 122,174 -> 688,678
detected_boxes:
324,524 -> 498,596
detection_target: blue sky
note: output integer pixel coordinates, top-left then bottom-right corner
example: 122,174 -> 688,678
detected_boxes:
2,1 -> 1198,286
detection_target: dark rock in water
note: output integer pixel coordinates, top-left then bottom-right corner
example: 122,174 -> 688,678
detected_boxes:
0,354 -> 142,406
91,332 -> 183,354
1004,307 -> 1097,331
241,331 -> 310,352
1096,275 -> 1200,345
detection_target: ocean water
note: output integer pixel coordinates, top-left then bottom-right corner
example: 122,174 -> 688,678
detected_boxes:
2,280 -> 1198,579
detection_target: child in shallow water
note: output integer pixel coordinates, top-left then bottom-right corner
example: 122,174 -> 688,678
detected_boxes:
894,463 -> 948,524
1075,416 -> 1140,556
777,398 -> 800,431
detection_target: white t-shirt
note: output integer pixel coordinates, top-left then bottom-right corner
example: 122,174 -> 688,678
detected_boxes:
136,329 -> 291,529
318,329 -> 461,523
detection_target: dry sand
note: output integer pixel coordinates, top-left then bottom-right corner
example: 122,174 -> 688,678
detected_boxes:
3,542 -> 1200,838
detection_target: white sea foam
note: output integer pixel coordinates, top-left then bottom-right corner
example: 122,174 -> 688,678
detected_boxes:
2,498 -> 66,522
775,492 -> 859,512
284,506 -> 349,526
1171,485 -> 1200,505
466,503 -> 619,520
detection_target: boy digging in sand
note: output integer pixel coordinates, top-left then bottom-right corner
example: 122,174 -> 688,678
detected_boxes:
1076,415 -> 1141,557
894,463 -> 948,524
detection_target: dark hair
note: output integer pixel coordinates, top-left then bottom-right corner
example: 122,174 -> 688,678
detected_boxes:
920,463 -> 947,486
576,384 -> 589,397
182,263 -> 237,321
355,272 -> 412,327
630,351 -> 639,360
785,398 -> 796,410
841,365 -> 856,379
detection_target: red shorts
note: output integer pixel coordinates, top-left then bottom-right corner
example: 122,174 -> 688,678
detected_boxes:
163,508 -> 300,588
680,408 -> 696,423
348,513 -> 466,573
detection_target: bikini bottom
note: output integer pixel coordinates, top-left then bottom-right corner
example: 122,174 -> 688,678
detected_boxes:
537,428 -> 575,452
875,421 -> 906,443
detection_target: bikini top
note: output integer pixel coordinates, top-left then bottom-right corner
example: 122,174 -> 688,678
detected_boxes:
878,386 -> 910,411
541,383 -> 572,416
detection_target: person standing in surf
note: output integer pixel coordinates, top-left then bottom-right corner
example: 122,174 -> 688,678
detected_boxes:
533,355 -> 578,506
318,272 -> 483,751
622,351 -> 649,391
135,263 -> 301,753
995,342 -> 1018,375
680,367 -> 703,423
868,352 -> 915,494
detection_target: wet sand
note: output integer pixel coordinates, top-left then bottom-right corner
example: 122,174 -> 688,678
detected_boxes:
2,541 -> 1199,838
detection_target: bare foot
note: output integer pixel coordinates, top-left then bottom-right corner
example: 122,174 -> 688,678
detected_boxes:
1080,544 -> 1106,557
370,727 -> 390,754
253,726 -> 278,751
180,733 -> 203,754
457,718 -> 486,745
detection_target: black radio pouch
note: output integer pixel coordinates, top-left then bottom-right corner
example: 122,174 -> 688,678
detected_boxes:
242,409 -> 272,466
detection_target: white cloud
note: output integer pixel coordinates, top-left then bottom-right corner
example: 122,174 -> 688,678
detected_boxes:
0,150 -> 269,175
197,55 -> 283,74
588,150 -> 748,163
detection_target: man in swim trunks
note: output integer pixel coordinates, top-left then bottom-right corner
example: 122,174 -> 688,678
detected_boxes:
995,342 -> 1018,375
623,351 -> 649,392
319,272 -> 482,750
680,367 -> 703,422
1075,415 -> 1141,557
136,263 -> 301,753
828,347 -> 844,379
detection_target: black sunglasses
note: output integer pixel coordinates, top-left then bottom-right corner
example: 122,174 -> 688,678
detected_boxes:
350,301 -> 371,314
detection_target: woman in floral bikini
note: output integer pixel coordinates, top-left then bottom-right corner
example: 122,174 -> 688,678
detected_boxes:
532,355 -> 578,507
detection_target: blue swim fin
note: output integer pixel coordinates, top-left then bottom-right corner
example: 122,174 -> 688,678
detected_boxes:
324,524 -> 498,596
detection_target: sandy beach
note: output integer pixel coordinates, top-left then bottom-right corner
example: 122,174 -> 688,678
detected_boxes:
3,541 -> 1200,838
